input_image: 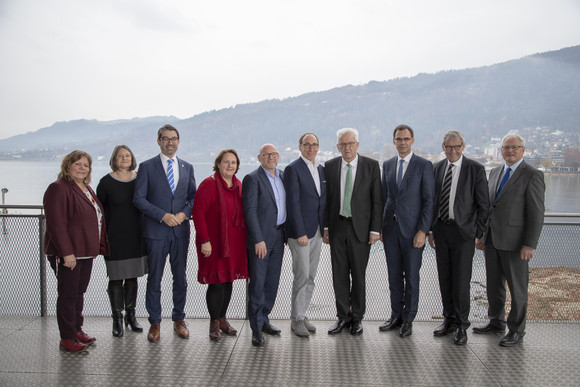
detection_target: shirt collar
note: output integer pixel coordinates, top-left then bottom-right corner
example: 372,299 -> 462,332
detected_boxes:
397,152 -> 413,163
300,154 -> 319,168
341,154 -> 359,168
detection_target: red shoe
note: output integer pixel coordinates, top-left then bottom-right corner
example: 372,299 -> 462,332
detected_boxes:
76,330 -> 96,345
60,339 -> 88,353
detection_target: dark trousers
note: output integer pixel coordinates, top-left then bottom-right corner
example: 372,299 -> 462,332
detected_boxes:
384,223 -> 424,322
247,229 -> 284,332
145,236 -> 189,324
329,217 -> 371,321
484,234 -> 529,333
434,221 -> 474,329
48,257 -> 93,340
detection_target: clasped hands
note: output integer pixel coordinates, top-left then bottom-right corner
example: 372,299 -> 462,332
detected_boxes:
162,212 -> 187,227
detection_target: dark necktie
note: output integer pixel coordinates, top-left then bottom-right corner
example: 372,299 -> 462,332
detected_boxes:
496,167 -> 511,198
439,163 -> 454,222
397,159 -> 405,189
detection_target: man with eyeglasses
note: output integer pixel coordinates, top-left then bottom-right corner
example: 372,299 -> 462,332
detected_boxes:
428,130 -> 489,345
133,124 -> 197,342
283,133 -> 326,337
380,124 -> 434,338
243,144 -> 286,347
323,128 -> 383,335
473,133 -> 545,347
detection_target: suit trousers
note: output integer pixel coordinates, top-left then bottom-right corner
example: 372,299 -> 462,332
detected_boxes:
329,218 -> 371,321
384,222 -> 424,322
247,228 -> 285,332
484,234 -> 528,333
434,221 -> 474,328
288,229 -> 322,321
48,256 -> 93,340
145,236 -> 190,324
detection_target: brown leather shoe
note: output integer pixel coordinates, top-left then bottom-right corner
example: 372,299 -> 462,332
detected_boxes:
76,330 -> 96,345
60,339 -> 88,353
209,320 -> 221,341
174,320 -> 189,339
218,317 -> 237,335
147,323 -> 161,342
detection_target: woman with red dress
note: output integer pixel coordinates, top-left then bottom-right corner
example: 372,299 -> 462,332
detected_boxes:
192,149 -> 248,341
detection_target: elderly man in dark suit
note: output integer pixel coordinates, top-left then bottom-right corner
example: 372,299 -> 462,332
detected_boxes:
284,133 -> 326,337
473,133 -> 545,347
428,130 -> 489,345
381,124 -> 434,338
323,128 -> 383,336
243,143 -> 286,347
133,124 -> 197,343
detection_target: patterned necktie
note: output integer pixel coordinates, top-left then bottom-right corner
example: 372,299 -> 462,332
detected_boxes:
397,159 -> 405,189
167,159 -> 175,194
439,163 -> 454,222
496,167 -> 511,198
342,163 -> 353,217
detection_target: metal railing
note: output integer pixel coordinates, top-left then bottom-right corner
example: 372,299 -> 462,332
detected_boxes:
1,205 -> 579,323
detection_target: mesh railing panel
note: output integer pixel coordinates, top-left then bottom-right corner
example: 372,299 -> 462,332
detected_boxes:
1,214 -> 578,322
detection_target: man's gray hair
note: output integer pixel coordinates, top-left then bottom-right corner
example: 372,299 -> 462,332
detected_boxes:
502,133 -> 525,147
337,128 -> 359,144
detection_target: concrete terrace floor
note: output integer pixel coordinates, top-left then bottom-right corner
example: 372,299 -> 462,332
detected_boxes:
1,317 -> 580,386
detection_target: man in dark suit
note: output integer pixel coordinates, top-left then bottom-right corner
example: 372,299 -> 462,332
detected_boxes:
284,133 -> 326,337
381,124 -> 434,338
428,130 -> 489,345
133,124 -> 197,342
243,143 -> 286,347
323,128 -> 383,336
473,133 -> 545,347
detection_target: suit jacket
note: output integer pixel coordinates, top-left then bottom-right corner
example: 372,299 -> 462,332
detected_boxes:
382,154 -> 434,239
485,160 -> 545,251
43,178 -> 109,258
133,154 -> 197,240
431,156 -> 490,241
242,167 -> 286,249
283,158 -> 326,239
324,155 -> 383,243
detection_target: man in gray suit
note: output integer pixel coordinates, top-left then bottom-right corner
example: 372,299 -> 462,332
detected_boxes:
428,130 -> 489,345
323,128 -> 383,336
473,133 -> 545,347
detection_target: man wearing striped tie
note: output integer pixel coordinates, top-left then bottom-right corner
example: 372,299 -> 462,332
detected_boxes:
134,124 -> 197,343
428,130 -> 489,345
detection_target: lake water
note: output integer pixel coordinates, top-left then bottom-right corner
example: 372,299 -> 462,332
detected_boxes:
1,160 -> 579,213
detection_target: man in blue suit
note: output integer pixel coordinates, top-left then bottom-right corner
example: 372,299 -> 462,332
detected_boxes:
381,124 -> 434,338
133,124 -> 197,343
284,133 -> 326,337
243,143 -> 286,347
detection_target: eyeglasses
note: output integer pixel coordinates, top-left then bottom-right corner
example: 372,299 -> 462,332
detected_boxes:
394,137 -> 413,142
338,141 -> 357,149
261,152 -> 279,158
301,143 -> 319,148
501,145 -> 523,151
444,145 -> 463,151
161,137 -> 179,143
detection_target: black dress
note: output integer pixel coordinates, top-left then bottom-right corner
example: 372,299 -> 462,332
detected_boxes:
97,173 -> 147,280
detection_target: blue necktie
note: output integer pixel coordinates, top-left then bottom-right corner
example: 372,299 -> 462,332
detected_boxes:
397,159 -> 405,189
496,167 -> 511,198
167,159 -> 175,194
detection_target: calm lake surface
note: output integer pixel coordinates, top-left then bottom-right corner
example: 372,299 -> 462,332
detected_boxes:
1,160 -> 579,213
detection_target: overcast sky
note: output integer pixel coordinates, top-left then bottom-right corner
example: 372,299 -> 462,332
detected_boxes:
0,0 -> 579,140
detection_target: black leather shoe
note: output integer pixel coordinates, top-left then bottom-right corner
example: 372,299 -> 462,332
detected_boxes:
328,319 -> 350,335
350,320 -> 363,335
473,322 -> 506,334
454,328 -> 467,345
261,322 -> 281,335
399,322 -> 413,337
379,317 -> 402,332
433,322 -> 453,336
499,331 -> 525,347
252,330 -> 265,347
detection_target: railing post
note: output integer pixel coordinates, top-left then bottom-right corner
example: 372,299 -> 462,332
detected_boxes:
39,214 -> 47,316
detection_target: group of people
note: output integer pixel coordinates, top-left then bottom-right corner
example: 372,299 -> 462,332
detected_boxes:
42,123 -> 545,352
